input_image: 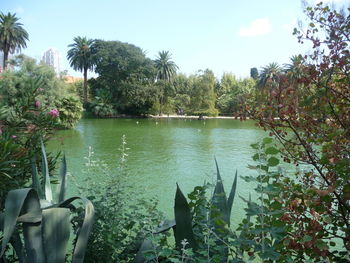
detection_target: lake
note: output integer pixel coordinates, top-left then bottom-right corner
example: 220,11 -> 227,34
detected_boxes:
48,118 -> 268,223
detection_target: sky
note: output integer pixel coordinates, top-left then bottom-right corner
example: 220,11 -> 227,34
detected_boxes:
1,0 -> 349,79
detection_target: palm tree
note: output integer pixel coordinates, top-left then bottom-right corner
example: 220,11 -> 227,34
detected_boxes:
284,55 -> 305,117
154,50 -> 178,82
258,62 -> 282,87
154,51 -> 178,115
67,36 -> 95,103
0,12 -> 29,70
284,55 -> 304,81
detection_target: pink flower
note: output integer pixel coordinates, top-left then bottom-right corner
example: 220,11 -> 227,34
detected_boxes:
38,88 -> 44,92
11,135 -> 17,139
48,108 -> 59,118
35,101 -> 41,108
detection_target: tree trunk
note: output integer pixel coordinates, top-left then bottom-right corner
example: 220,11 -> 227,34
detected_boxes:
3,48 -> 9,70
83,68 -> 88,103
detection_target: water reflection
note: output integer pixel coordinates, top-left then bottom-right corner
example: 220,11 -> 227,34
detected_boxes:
48,118 -> 268,221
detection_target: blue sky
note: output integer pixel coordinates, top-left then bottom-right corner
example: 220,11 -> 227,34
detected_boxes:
1,0 -> 348,78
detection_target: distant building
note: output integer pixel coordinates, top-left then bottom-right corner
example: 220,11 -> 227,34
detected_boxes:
64,75 -> 83,84
42,48 -> 60,76
0,51 -> 15,72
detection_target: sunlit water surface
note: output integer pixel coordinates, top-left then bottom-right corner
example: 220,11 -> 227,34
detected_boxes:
48,118 -> 268,224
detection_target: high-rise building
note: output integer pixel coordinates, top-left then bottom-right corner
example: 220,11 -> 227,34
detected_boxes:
42,48 -> 60,76
0,51 -> 15,72
0,51 -> 4,73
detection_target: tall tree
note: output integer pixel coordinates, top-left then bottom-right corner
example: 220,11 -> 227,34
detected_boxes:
0,12 -> 28,70
250,67 -> 259,80
258,62 -> 282,87
284,54 -> 304,81
67,36 -> 95,103
154,50 -> 178,82
189,69 -> 218,116
90,40 -> 156,115
154,51 -> 178,114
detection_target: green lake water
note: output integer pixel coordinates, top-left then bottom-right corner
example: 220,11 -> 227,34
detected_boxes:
48,118 -> 268,223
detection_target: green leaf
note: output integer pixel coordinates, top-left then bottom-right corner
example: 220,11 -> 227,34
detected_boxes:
0,188 -> 45,263
10,230 -> 25,263
211,159 -> 229,224
22,192 -> 45,263
263,138 -> 273,144
31,156 -> 43,199
174,184 -> 197,250
301,235 -> 312,243
265,147 -> 279,155
252,153 -> 260,161
154,219 -> 176,234
40,139 -> 53,203
268,157 -> 280,167
58,196 -> 94,263
42,208 -> 70,263
0,189 -> 34,259
134,239 -> 155,263
0,212 -> 3,232
58,155 -> 67,203
250,143 -> 259,150
315,240 -> 328,250
227,170 -> 238,224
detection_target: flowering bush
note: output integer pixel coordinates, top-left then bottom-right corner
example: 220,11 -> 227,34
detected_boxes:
48,108 -> 60,118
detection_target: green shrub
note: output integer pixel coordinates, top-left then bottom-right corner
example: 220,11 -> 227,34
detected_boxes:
73,136 -> 163,262
55,96 -> 83,128
90,98 -> 117,117
0,76 -> 60,208
191,107 -> 219,117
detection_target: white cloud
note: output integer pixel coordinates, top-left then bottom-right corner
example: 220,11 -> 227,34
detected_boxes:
239,18 -> 272,37
313,0 -> 347,4
14,6 -> 25,14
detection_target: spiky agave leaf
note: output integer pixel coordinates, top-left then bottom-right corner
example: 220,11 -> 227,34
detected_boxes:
42,208 -> 70,263
58,155 -> 67,203
0,188 -> 45,263
40,139 -> 53,203
174,184 -> 197,250
211,158 -> 229,225
227,170 -> 238,223
31,156 -> 43,199
58,196 -> 94,263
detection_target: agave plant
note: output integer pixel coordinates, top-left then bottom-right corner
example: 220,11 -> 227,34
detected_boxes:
0,139 -> 94,263
135,159 -> 238,262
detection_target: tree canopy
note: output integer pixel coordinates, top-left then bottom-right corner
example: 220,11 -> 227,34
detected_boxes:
89,40 -> 157,115
154,50 -> 178,82
0,12 -> 28,70
67,36 -> 95,103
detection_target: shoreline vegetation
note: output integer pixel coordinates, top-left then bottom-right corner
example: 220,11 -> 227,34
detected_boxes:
149,114 -> 246,120
87,113 -> 250,120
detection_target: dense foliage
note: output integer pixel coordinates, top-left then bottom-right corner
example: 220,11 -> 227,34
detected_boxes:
71,39 -> 257,117
0,56 -> 83,206
245,3 -> 350,261
1,2 -> 349,262
89,40 -> 157,115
